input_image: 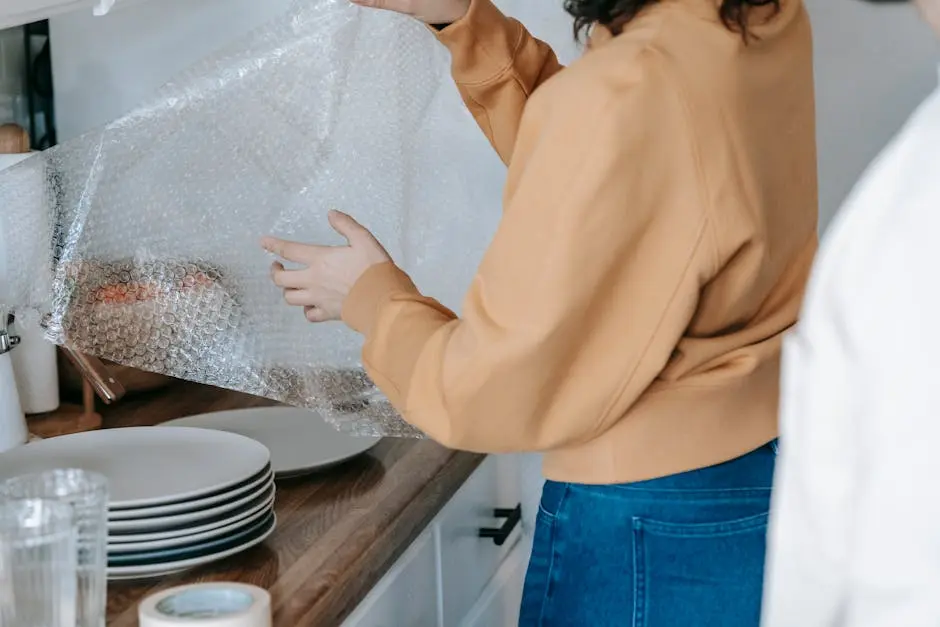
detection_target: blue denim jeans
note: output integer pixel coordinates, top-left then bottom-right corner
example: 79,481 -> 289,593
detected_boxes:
519,442 -> 777,626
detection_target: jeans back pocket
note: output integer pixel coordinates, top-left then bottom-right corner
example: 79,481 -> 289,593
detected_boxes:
632,512 -> 769,627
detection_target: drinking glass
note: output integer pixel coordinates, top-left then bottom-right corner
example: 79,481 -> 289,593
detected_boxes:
1,470 -> 109,627
0,498 -> 78,627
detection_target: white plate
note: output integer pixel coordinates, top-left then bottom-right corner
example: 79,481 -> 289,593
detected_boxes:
108,499 -> 273,554
0,427 -> 270,508
108,481 -> 274,533
160,407 -> 381,478
109,512 -> 275,566
108,488 -> 275,544
107,513 -> 276,580
108,465 -> 272,521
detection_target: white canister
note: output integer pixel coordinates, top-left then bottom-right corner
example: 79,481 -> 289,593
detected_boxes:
0,150 -> 58,415
0,349 -> 28,452
10,309 -> 59,414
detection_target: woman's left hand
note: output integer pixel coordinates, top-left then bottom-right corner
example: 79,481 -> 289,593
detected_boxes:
262,210 -> 392,323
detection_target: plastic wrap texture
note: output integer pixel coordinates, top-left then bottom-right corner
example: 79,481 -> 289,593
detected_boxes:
0,0 -> 507,437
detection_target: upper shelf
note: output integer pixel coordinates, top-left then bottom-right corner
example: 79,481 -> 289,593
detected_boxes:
0,0 -> 140,30
1,0 -> 87,30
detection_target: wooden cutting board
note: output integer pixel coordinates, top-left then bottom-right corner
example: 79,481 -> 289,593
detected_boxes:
0,123 -> 29,155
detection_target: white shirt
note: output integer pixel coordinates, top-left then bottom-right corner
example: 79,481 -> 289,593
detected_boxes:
762,78 -> 940,627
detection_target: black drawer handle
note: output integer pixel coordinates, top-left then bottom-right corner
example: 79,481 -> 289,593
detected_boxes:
478,504 -> 522,546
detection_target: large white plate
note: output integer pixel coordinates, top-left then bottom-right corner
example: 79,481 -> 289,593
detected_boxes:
108,481 -> 274,533
0,427 -> 270,508
160,407 -> 381,478
108,499 -> 274,554
107,513 -> 276,580
108,465 -> 272,521
108,488 -> 275,545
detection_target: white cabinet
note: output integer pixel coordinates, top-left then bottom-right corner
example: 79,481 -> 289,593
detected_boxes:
340,530 -> 439,627
342,454 -> 540,627
437,454 -> 522,625
460,538 -> 529,627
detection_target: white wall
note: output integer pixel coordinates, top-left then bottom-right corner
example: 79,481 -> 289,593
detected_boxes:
49,0 -> 294,140
516,0 -> 940,232
805,0 -> 939,230
507,0 -> 940,232
48,0 -> 579,141
46,0 -> 940,227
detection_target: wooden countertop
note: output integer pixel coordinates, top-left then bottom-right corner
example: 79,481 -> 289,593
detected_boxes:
38,382 -> 484,626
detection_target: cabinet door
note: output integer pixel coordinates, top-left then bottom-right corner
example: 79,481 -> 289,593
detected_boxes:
438,454 -> 524,626
340,530 -> 439,627
460,538 -> 529,627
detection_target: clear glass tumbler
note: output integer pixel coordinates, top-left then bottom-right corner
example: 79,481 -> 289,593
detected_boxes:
1,470 -> 109,627
0,498 -> 78,627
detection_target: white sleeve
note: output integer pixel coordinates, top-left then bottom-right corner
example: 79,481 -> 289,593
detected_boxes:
763,178 -> 940,627
760,291 -> 862,627
835,237 -> 940,626
764,87 -> 940,627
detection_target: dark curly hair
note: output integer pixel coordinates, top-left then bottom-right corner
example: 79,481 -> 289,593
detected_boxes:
565,0 -> 781,40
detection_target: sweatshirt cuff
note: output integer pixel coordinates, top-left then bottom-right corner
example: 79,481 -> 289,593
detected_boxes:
342,262 -> 420,335
431,0 -> 522,85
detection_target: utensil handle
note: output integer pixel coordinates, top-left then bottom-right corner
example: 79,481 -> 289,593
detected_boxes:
60,347 -> 125,405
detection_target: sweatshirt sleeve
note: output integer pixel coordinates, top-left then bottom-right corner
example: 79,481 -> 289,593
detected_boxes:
342,54 -> 714,453
433,0 -> 564,163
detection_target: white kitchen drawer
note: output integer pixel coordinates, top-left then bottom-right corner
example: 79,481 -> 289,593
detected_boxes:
460,537 -> 529,627
340,529 -> 439,627
437,454 -> 523,627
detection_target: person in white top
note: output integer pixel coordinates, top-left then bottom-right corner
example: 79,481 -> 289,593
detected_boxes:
761,1 -> 940,625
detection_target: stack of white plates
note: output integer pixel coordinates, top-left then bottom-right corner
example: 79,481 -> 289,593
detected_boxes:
0,427 -> 276,580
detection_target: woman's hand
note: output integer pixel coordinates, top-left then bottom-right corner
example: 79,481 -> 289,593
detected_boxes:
262,210 -> 392,323
350,0 -> 469,26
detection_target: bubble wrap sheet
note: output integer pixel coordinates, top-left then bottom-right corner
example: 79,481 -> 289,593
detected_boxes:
0,0 -> 507,437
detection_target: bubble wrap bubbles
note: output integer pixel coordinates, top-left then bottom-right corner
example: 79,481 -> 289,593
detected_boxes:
0,0 -> 506,437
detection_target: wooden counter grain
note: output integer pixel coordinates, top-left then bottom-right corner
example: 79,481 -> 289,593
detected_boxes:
44,382 -> 484,626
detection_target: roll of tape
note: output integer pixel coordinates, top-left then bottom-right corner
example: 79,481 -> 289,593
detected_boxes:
139,583 -> 271,627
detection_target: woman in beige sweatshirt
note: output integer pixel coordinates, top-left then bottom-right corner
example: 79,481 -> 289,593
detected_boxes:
263,0 -> 818,623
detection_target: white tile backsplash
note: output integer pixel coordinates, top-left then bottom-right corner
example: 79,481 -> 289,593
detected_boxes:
0,26 -> 26,126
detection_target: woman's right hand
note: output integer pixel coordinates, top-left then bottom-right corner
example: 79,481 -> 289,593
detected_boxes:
350,0 -> 470,26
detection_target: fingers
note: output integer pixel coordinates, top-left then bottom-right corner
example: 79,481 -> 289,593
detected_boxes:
265,211 -> 372,259
279,281 -> 331,309
349,0 -> 411,13
261,237 -> 325,264
270,262 -> 307,289
328,210 -> 372,246
304,306 -> 332,323
283,288 -> 316,307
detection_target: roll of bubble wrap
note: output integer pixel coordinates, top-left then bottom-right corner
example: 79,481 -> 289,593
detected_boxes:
0,0 -> 509,437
